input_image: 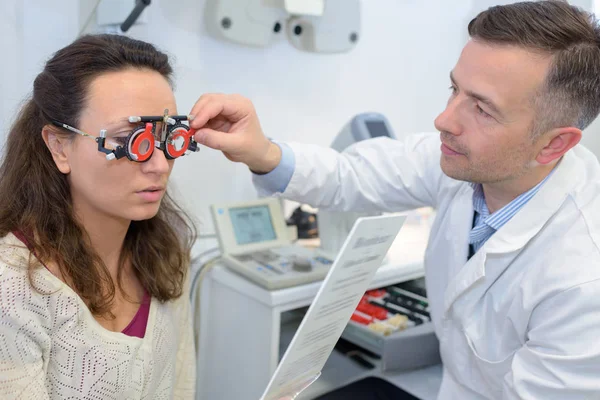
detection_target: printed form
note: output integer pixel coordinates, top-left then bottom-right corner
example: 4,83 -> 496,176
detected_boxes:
260,214 -> 407,400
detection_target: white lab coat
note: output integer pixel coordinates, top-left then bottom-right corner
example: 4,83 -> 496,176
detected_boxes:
255,133 -> 600,399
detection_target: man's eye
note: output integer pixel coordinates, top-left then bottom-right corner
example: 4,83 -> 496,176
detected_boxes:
476,105 -> 492,118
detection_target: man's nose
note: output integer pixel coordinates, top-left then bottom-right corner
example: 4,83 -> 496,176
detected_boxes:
434,97 -> 463,135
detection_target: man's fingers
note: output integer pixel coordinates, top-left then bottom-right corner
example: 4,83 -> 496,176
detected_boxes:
206,117 -> 232,132
194,128 -> 238,152
189,98 -> 226,130
189,94 -> 251,130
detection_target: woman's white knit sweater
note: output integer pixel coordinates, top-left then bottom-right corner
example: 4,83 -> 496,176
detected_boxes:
0,233 -> 196,399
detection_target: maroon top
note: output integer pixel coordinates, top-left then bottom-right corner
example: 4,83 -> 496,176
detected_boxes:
120,290 -> 151,338
12,231 -> 151,338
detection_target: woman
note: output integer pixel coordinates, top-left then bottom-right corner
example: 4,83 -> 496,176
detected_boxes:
0,34 -> 197,399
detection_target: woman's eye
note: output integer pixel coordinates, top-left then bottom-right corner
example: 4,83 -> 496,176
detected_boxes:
112,137 -> 128,147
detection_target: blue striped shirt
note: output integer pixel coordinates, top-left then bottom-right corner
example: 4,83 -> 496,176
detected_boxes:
469,172 -> 553,253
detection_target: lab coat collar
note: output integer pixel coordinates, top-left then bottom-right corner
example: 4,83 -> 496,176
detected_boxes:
483,153 -> 575,255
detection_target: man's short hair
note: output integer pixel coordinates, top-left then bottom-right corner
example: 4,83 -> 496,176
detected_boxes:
468,0 -> 600,135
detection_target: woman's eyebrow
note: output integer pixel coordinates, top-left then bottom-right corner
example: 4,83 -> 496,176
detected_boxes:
105,117 -> 135,130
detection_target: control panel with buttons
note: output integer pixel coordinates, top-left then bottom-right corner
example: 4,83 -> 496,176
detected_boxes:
211,198 -> 334,290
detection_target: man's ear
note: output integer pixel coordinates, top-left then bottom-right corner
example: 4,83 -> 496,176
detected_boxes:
536,126 -> 582,165
41,126 -> 71,174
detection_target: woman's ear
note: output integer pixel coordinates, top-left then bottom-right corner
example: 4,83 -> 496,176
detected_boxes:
42,126 -> 71,174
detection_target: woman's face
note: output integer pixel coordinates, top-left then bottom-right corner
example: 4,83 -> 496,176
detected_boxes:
52,68 -> 177,224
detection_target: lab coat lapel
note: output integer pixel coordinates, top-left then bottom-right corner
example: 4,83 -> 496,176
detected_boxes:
442,185 -> 485,315
443,151 -> 578,317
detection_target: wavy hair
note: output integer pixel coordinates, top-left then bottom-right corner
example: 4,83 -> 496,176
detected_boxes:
0,34 -> 196,316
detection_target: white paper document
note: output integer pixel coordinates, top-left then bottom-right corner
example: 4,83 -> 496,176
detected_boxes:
260,214 -> 407,400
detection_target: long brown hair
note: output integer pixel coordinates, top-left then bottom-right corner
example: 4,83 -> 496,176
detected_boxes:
0,34 -> 196,316
468,1 -> 600,135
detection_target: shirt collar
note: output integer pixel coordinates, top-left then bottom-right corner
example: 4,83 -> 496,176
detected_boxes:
470,168 -> 556,231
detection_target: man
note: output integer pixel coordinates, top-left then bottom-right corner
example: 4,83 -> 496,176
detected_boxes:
190,1 -> 600,398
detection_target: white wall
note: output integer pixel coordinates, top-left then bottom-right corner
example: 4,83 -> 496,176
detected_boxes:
0,0 -> 80,144
1,0 -> 598,234
0,0 -> 22,137
0,0 -> 26,143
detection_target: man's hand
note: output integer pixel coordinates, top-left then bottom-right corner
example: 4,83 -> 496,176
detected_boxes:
189,93 -> 281,173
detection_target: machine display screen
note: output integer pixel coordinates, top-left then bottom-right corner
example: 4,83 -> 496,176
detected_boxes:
365,120 -> 390,138
229,205 -> 277,245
